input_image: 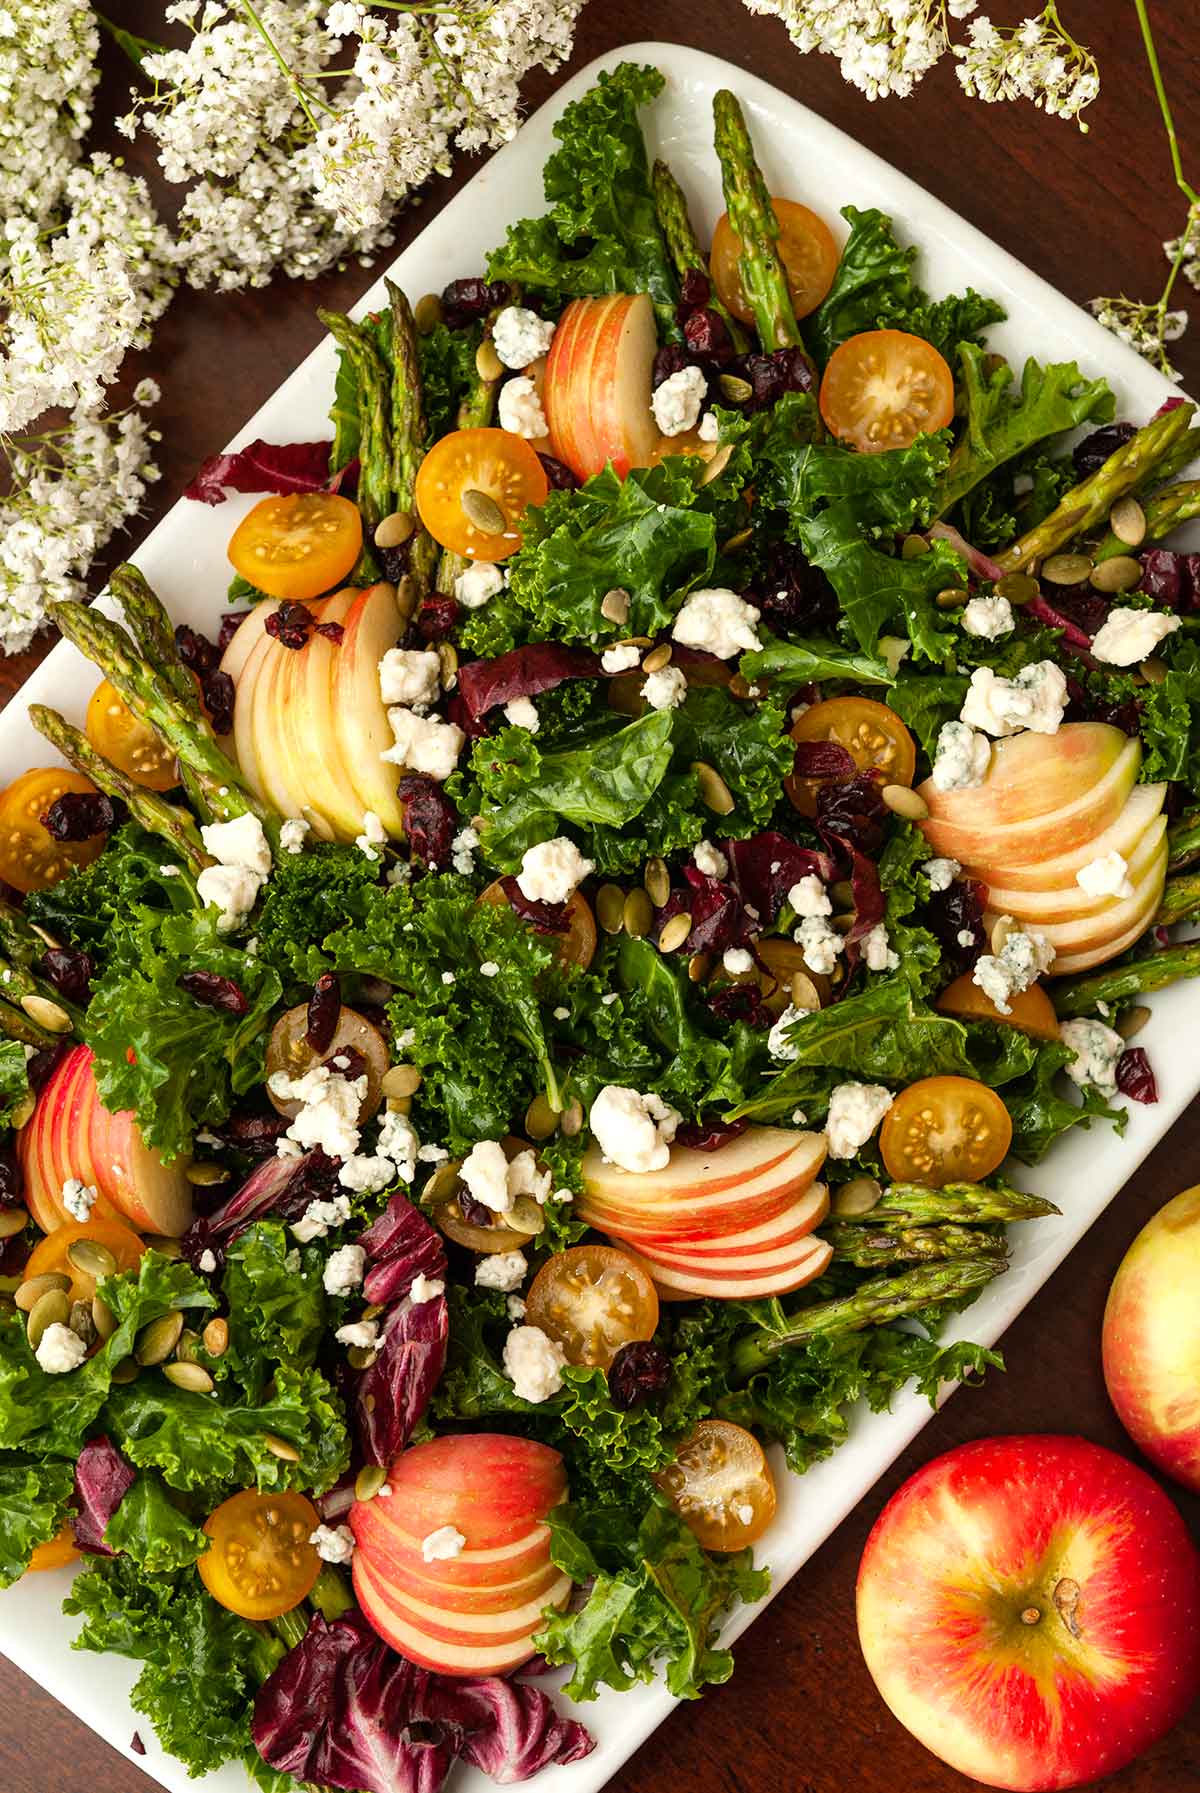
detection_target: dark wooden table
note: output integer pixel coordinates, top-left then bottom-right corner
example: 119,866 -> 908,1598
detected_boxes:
2,3 -> 1198,1789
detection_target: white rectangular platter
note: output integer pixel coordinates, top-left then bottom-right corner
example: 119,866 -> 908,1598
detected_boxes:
0,38 -> 1195,1793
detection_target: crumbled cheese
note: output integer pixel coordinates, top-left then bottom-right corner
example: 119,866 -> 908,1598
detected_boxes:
956,927 -> 976,948
931,720 -> 991,791
410,1272 -> 445,1304
35,1322 -> 88,1374
492,305 -> 555,369
503,1324 -> 567,1403
383,708 -> 464,781
503,696 -> 539,732
1076,850 -> 1134,900
506,1147 -> 552,1205
196,863 -> 262,933
323,1243 -> 367,1296
960,662 -> 1067,737
198,1248 -> 218,1274
516,836 -> 594,904
460,1139 -> 511,1211
693,839 -> 728,879
601,642 -> 641,674
475,1249 -> 528,1292
200,813 -> 272,879
269,1064 -> 366,1161
507,1294 -> 527,1320
794,915 -> 844,976
825,1082 -> 894,1159
553,1005 -> 570,1020
642,664 -> 688,710
279,818 -> 310,855
479,959 -> 499,977
421,1524 -> 467,1563
698,410 -> 719,443
1058,1018 -> 1124,1093
309,1524 -> 355,1565
971,924 -> 1055,1014
376,1109 -> 419,1183
441,971 -> 455,986
378,646 -> 441,709
335,1318 -> 379,1349
767,1002 -> 811,1062
960,594 -> 1015,640
723,947 -> 754,975
158,864 -> 180,877
651,364 -> 706,437
291,1192 -> 353,1243
454,560 -> 505,609
451,826 -> 479,875
337,1153 -> 394,1193
1090,606 -> 1181,666
861,923 -> 899,972
589,1085 -> 681,1173
498,374 -> 548,439
672,587 -> 761,659
788,874 -> 831,918
61,1177 -> 96,1223
355,809 -> 387,861
922,857 -> 961,892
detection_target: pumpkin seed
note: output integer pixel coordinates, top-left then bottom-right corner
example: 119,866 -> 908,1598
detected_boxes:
26,1288 -> 69,1351
91,1295 -> 116,1342
381,1064 -> 422,1099
362,1303 -> 384,1322
165,1361 -> 214,1394
688,952 -> 711,983
1137,656 -> 1167,685
143,1234 -> 183,1259
18,993 -> 71,1033
386,1094 -> 412,1116
203,1317 -> 230,1358
831,911 -> 856,934
642,643 -> 672,674
504,1194 -> 546,1236
721,527 -> 752,555
989,913 -> 1015,955
699,442 -> 733,486
718,372 -> 753,404
475,338 -> 503,383
394,574 -> 418,625
437,640 -> 458,687
830,879 -> 855,908
600,588 -> 630,625
596,883 -> 625,933
1042,552 -> 1093,586
0,1206 -> 27,1240
995,572 -> 1040,607
643,855 -> 670,907
1109,496 -> 1146,547
66,1238 -> 117,1281
900,534 -> 929,559
69,1300 -> 97,1346
559,1098 -> 583,1138
175,1327 -> 200,1364
658,912 -> 693,954
693,761 -> 734,815
1090,554 -> 1143,594
622,887 -> 653,938
16,1271 -> 69,1311
790,971 -> 821,1011
110,1357 -> 140,1385
355,1464 -> 389,1502
1117,1004 -> 1152,1041
262,1431 -> 300,1461
186,1161 -> 228,1187
460,487 -> 505,534
882,783 -> 929,821
136,1310 -> 184,1366
374,509 -> 415,551
934,587 -> 967,609
348,1344 -> 379,1370
832,1176 -> 882,1218
423,1158 -> 462,1208
523,1092 -> 559,1140
414,292 -> 443,335
10,1094 -> 34,1130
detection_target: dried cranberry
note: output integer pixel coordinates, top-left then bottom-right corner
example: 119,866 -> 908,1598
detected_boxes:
498,874 -> 570,934
1072,421 -> 1136,478
130,1735 -> 146,1758
324,1044 -> 366,1083
674,1117 -> 749,1152
678,268 -> 712,310
217,611 -> 247,653
733,346 -> 815,412
178,970 -> 249,1016
315,620 -> 345,645
682,308 -> 733,365
0,1143 -> 23,1210
1139,548 -> 1200,612
792,739 -> 857,780
414,597 -> 458,643
378,542 -> 411,586
1116,1047 -> 1157,1104
928,877 -> 988,980
25,1044 -> 64,1093
37,947 -> 93,1005
608,1341 -> 672,1409
652,343 -> 692,390
201,667 -> 235,736
41,791 -> 121,841
458,1188 -> 494,1227
397,773 -> 457,869
707,982 -> 772,1029
264,602 -> 315,649
537,453 -> 578,491
174,623 -> 219,673
816,772 -> 888,861
306,972 -> 341,1054
752,541 -> 838,635
440,278 -> 511,330
214,1110 -> 289,1155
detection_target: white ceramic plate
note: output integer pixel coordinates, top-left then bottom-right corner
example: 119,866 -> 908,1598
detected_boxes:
0,39 -> 1194,1793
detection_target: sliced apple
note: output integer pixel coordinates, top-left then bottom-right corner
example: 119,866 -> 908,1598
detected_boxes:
960,782 -> 1167,893
275,588 -> 363,840
544,294 -> 659,482
625,1182 -> 830,1261
333,582 -> 406,837
984,815 -> 1167,924
995,837 -> 1168,974
922,723 -> 1127,826
218,599 -> 274,686
640,1233 -> 834,1299
582,1124 -> 824,1204
919,733 -> 1141,866
353,1556 -> 570,1675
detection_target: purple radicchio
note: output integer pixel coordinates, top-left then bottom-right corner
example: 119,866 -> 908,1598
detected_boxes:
72,1437 -> 136,1556
674,1116 -> 750,1152
723,831 -> 835,926
457,645 -> 600,722
360,1191 -> 448,1307
654,865 -> 755,957
355,1291 -> 449,1467
184,439 -> 342,506
500,875 -> 570,935
181,1149 -> 341,1269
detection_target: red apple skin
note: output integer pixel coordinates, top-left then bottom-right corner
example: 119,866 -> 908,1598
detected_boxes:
857,1435 -> 1200,1791
1103,1187 -> 1200,1494
544,294 -> 658,481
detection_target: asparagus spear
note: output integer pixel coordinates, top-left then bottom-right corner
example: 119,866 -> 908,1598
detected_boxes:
0,894 -> 60,969
319,309 -> 393,528
712,90 -> 811,361
994,403 -> 1197,573
731,1257 -> 1008,1378
1053,940 -> 1200,1016
1168,808 -> 1200,873
108,564 -> 197,712
1155,873 -> 1200,929
385,280 -> 439,597
652,158 -> 750,351
28,705 -> 209,876
836,1181 -> 1058,1227
0,996 -> 58,1051
0,952 -> 84,1033
825,1221 -> 1007,1269
1092,478 -> 1200,563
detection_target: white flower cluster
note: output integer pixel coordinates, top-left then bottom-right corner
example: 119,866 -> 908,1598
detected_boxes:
0,0 -> 99,252
954,6 -> 1099,128
1089,295 -> 1188,382
1164,203 -> 1200,296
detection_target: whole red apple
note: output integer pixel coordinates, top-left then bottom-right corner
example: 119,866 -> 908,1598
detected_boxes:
1103,1185 -> 1200,1493
857,1435 -> 1200,1790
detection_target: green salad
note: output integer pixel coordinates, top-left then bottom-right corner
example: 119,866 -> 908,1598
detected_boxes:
0,60 -> 1198,1793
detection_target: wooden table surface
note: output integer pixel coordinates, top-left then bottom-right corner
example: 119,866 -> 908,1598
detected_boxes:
2,3 -> 1198,1790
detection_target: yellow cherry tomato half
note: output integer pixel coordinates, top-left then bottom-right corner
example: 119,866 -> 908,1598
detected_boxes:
25,1217 -> 146,1305
819,328 -> 955,453
198,1489 -> 321,1620
655,1419 -> 777,1552
478,878 -> 597,972
880,1075 -> 1013,1188
711,199 -> 840,324
415,428 -> 548,562
526,1244 -> 660,1370
227,492 -> 363,602
937,972 -> 1061,1042
25,1523 -> 80,1574
264,1002 -> 389,1124
0,767 -> 106,894
786,695 -> 916,818
86,677 -> 179,792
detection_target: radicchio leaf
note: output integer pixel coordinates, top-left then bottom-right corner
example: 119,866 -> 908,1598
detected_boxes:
927,877 -> 989,981
843,847 -> 886,958
816,772 -> 888,862
355,1294 -> 449,1467
360,1191 -> 447,1306
928,520 -> 1003,584
72,1437 -> 135,1556
1026,593 -> 1097,653
457,644 -> 600,720
184,439 -> 338,506
673,1117 -> 749,1151
724,831 -> 836,925
181,1149 -> 340,1268
654,865 -> 757,958
420,1672 -> 594,1781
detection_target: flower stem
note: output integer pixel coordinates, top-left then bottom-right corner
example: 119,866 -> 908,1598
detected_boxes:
1133,0 -> 1200,208
236,0 -> 334,126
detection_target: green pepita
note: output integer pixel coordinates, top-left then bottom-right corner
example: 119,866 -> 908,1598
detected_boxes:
622,887 -> 653,938
0,1207 -> 27,1240
1090,554 -> 1143,594
832,1176 -> 882,1218
164,1361 -> 214,1394
91,1295 -> 116,1342
1041,552 -> 1093,586
136,1310 -> 184,1366
1109,496 -> 1146,547
66,1238 -> 118,1281
995,572 -> 1040,607
693,761 -> 735,815
355,1464 -> 389,1502
15,1271 -> 69,1312
658,911 -> 693,954
460,487 -> 505,535
596,883 -> 626,934
262,1431 -> 301,1461
643,856 -> 670,907
26,1288 -> 69,1351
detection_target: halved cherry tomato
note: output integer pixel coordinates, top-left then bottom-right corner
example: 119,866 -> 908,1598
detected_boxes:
786,696 -> 916,817
819,329 -> 955,453
479,878 -> 597,971
655,1419 -> 777,1552
731,936 -> 832,1018
228,492 -> 362,602
711,200 -> 839,324
880,1075 -> 1013,1188
199,1489 -> 321,1620
25,1523 -> 79,1574
424,1136 -> 547,1255
415,428 -> 548,562
25,1218 -> 146,1306
0,768 -> 106,893
86,678 -> 178,791
526,1245 -> 659,1370
264,1003 -> 389,1123
937,972 -> 1061,1042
